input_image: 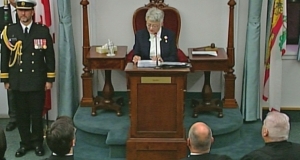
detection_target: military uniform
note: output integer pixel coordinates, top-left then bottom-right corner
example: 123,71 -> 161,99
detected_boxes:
0,0 -> 55,157
0,2 -> 19,131
1,22 -> 55,91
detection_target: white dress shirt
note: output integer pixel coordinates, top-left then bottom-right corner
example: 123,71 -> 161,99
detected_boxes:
10,4 -> 17,23
149,27 -> 162,58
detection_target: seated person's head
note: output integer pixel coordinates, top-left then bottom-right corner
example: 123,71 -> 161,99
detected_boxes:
46,116 -> 75,156
56,115 -> 74,126
187,122 -> 213,153
145,7 -> 164,34
262,111 -> 290,142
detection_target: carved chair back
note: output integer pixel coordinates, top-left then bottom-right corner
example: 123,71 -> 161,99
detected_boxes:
127,0 -> 188,62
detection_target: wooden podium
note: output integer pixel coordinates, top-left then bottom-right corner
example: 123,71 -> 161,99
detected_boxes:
125,63 -> 189,160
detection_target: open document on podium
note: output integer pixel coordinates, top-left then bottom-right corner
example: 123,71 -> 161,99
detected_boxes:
192,50 -> 217,56
137,60 -> 190,68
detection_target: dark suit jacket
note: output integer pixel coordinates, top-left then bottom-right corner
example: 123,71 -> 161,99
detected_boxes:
133,27 -> 178,62
241,141 -> 300,160
181,153 -> 232,160
0,22 -> 55,91
44,154 -> 74,160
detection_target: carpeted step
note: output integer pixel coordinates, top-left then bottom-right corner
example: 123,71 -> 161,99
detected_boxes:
74,131 -> 109,160
75,129 -> 110,148
74,92 -> 244,159
210,121 -> 264,159
183,107 -> 243,148
74,107 -> 243,147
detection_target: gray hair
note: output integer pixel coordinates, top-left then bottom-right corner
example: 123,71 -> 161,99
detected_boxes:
264,112 -> 290,141
188,123 -> 212,151
145,7 -> 164,23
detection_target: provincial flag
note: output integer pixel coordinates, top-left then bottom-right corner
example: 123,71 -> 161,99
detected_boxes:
262,0 -> 287,111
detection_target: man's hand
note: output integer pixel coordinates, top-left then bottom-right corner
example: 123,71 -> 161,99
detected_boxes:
132,55 -> 141,64
45,82 -> 53,90
4,83 -> 9,90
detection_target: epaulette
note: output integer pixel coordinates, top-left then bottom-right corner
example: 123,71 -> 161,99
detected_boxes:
35,22 -> 45,26
6,23 -> 17,27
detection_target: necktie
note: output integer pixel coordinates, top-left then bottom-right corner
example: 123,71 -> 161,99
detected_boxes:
24,27 -> 28,37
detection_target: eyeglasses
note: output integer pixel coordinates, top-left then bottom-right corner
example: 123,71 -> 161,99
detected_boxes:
146,23 -> 160,29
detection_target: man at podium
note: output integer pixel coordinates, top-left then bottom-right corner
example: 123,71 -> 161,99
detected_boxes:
132,7 -> 178,63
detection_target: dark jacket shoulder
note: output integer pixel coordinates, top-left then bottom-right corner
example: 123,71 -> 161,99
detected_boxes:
33,22 -> 50,32
5,23 -> 19,29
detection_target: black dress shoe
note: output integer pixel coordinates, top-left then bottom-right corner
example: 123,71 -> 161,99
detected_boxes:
34,146 -> 45,156
6,122 -> 17,131
15,146 -> 30,157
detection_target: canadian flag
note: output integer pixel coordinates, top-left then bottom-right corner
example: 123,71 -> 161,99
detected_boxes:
35,0 -> 55,42
34,0 -> 55,115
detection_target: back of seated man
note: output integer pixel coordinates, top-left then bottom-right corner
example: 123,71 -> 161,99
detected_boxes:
241,111 -> 300,160
45,116 -> 75,160
182,122 -> 232,160
0,127 -> 7,160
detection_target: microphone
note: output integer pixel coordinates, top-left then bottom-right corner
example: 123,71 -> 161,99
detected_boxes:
154,33 -> 160,69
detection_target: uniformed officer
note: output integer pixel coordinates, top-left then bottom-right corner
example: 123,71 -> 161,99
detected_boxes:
0,0 -> 19,132
0,0 -> 55,157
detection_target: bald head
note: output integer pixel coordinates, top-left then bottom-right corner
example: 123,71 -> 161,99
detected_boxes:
188,122 -> 213,153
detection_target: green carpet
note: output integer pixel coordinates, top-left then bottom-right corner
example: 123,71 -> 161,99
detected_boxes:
33,91 -> 298,160
73,92 -> 246,159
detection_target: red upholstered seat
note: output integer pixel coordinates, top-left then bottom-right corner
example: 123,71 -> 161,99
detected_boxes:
126,1 -> 188,63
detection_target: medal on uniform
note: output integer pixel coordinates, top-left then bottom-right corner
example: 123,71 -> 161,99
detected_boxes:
42,39 -> 47,49
34,39 -> 38,49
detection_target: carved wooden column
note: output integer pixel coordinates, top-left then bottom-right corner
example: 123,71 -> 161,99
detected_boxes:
223,0 -> 238,108
80,0 -> 93,107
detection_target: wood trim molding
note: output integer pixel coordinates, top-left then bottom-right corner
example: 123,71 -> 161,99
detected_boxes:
262,107 -> 300,111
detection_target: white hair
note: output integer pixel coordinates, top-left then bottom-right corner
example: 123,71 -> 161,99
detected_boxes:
145,7 -> 164,23
264,112 -> 290,141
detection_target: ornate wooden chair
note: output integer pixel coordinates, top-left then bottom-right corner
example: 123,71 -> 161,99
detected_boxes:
126,0 -> 188,63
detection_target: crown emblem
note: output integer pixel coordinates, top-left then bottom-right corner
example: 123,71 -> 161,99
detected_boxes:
21,2 -> 25,6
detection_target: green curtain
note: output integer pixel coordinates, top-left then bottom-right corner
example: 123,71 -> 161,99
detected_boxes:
241,1 -> 263,121
57,0 -> 79,117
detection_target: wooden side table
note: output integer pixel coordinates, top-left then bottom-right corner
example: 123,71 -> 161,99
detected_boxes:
87,46 -> 127,116
188,48 -> 228,118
